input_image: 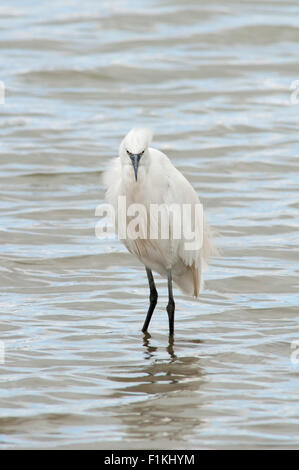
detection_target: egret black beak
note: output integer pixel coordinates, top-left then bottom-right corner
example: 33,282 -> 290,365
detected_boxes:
130,154 -> 141,182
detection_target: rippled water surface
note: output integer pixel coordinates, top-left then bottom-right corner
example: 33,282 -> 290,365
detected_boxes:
0,0 -> 299,449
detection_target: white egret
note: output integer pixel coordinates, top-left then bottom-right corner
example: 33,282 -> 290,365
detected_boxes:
103,128 -> 216,336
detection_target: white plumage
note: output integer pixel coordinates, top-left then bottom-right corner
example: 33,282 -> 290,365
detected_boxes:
103,128 -> 216,336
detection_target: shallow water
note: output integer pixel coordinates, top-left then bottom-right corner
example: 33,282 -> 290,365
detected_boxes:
0,0 -> 299,449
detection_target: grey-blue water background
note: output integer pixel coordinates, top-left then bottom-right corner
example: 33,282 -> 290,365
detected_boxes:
0,0 -> 298,449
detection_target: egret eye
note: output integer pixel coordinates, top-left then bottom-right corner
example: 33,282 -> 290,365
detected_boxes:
140,150 -> 145,156
126,149 -> 132,157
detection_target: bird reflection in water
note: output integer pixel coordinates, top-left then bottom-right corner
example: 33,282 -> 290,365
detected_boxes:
142,332 -> 177,362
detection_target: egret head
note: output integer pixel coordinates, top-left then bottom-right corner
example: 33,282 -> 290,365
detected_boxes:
120,128 -> 153,181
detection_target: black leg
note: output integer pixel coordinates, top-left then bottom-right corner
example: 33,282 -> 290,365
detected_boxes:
142,268 -> 158,333
166,269 -> 175,337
